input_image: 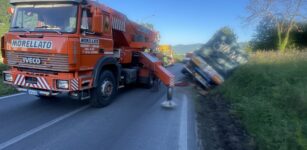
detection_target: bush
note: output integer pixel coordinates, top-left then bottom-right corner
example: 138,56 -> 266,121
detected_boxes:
0,49 -> 16,96
173,54 -> 184,63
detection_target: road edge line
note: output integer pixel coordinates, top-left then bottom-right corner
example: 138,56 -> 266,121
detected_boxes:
178,95 -> 188,150
0,93 -> 26,100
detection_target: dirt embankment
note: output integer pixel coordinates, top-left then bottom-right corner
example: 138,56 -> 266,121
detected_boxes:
195,92 -> 256,150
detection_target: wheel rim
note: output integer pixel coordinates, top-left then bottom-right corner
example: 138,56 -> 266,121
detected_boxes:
101,79 -> 113,97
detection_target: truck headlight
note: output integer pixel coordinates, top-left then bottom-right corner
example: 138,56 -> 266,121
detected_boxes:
56,80 -> 69,89
4,73 -> 13,82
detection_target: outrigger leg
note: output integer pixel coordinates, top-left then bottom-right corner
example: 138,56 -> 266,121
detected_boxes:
161,86 -> 176,109
139,52 -> 176,109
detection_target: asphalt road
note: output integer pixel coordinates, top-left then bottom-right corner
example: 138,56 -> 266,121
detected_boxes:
0,64 -> 198,150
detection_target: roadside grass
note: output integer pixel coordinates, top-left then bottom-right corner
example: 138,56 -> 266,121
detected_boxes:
174,54 -> 184,63
215,51 -> 307,149
0,49 -> 17,96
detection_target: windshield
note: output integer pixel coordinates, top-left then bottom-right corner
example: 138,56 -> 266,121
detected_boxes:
10,4 -> 78,33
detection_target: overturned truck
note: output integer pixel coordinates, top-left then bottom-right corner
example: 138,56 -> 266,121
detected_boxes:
182,28 -> 248,89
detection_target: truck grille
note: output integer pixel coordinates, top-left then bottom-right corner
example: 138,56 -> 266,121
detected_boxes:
6,51 -> 69,72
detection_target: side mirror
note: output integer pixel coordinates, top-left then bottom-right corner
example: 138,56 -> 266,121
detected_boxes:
7,7 -> 14,15
92,14 -> 103,34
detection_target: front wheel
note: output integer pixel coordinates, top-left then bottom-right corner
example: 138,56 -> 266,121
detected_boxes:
144,73 -> 155,89
90,71 -> 117,108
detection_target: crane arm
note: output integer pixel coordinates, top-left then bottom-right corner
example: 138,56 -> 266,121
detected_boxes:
139,52 -> 175,88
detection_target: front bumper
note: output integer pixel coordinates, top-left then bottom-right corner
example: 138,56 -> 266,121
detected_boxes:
16,87 -> 60,96
3,69 -> 83,92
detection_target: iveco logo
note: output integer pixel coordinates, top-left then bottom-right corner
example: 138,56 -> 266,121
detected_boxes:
22,57 -> 42,65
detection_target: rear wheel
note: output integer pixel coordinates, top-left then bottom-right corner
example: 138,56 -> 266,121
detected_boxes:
90,71 -> 117,108
144,73 -> 155,89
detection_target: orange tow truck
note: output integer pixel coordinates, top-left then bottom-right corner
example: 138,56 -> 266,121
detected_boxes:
1,0 -> 175,107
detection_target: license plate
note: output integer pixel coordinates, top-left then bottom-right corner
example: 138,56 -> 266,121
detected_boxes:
28,90 -> 38,96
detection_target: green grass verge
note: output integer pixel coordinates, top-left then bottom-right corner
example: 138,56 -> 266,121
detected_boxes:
215,51 -> 307,150
173,54 -> 184,62
0,50 -> 17,96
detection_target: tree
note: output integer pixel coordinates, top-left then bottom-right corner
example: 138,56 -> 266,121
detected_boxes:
0,0 -> 10,36
246,0 -> 307,52
251,18 -> 307,51
205,26 -> 238,47
290,22 -> 307,48
251,17 -> 278,50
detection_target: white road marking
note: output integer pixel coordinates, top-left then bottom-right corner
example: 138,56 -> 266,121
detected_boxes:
0,105 -> 90,150
179,95 -> 188,150
0,93 -> 26,100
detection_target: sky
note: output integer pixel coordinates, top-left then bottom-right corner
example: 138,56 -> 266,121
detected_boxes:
100,0 -> 255,45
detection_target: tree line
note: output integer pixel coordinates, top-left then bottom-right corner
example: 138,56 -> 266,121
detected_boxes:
246,0 -> 307,52
251,18 -> 307,51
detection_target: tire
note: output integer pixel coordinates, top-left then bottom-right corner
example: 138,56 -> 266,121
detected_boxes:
152,79 -> 161,92
144,73 -> 155,89
90,71 -> 117,108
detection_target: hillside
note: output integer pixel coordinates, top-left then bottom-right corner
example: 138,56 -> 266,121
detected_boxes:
172,43 -> 203,54
172,42 -> 249,55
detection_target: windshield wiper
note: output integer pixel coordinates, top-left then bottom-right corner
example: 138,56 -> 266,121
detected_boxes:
10,26 -> 31,33
35,26 -> 62,35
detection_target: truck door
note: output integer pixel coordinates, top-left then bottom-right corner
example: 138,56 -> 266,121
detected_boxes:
79,9 -> 113,70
